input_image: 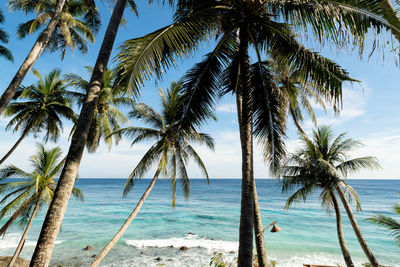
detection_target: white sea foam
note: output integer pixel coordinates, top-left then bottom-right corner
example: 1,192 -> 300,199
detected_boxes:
0,233 -> 62,250
125,234 -> 238,252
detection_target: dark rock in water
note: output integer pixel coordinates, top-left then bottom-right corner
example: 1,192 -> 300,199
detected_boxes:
229,251 -> 235,254
187,232 -> 194,235
155,257 -> 162,261
91,254 -> 96,258
0,256 -> 29,267
210,238 -> 214,240
179,246 -> 189,251
140,251 -> 144,254
84,245 -> 94,251
169,245 -> 174,248
167,259 -> 173,261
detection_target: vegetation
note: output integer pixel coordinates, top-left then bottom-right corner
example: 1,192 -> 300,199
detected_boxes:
1,69 -> 76,166
367,193 -> 400,246
0,9 -> 13,62
0,143 -> 84,266
90,82 -> 214,266
282,126 -> 381,267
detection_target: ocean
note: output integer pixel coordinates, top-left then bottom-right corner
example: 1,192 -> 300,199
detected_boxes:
0,178 -> 399,267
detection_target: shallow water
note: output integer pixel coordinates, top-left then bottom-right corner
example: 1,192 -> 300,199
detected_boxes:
0,179 -> 399,267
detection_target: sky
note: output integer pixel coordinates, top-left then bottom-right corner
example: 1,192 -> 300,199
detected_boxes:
0,1 -> 400,179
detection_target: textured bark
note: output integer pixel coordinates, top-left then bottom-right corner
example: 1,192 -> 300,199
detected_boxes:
237,24 -> 254,267
330,191 -> 354,267
90,168 -> 161,266
0,126 -> 32,166
9,196 -> 41,267
0,0 -> 66,115
337,187 -> 379,267
253,180 -> 268,267
0,195 -> 36,236
29,1 -> 128,266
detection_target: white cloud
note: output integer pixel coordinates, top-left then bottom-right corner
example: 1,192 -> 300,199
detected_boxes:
216,103 -> 236,113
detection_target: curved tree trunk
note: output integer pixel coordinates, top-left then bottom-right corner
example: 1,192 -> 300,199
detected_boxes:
0,0 -> 66,115
0,195 -> 36,236
90,168 -> 161,267
330,191 -> 354,267
8,196 -> 41,267
336,186 -> 379,267
29,1 -> 128,266
253,180 -> 268,267
0,126 -> 32,166
237,24 -> 254,267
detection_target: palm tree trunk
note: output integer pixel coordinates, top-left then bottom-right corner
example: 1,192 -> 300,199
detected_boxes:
253,180 -> 268,267
237,91 -> 268,267
29,1 -> 128,266
336,186 -> 379,267
90,167 -> 161,267
8,196 -> 41,267
330,191 -> 354,267
0,126 -> 32,166
237,24 -> 255,267
0,0 -> 66,115
0,195 -> 36,236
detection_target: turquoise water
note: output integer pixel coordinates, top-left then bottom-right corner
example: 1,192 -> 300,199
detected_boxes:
0,179 -> 399,266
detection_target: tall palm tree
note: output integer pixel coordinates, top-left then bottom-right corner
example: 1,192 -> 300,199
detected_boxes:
0,69 -> 76,166
367,193 -> 400,246
0,9 -> 13,62
29,1 -> 138,265
282,126 -> 380,267
90,82 -> 214,266
0,143 -> 84,267
0,0 -> 100,115
113,2 -> 397,265
65,67 -> 132,152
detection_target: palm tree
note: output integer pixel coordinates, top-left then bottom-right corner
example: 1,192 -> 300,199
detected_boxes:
0,143 -> 84,267
113,2 -> 397,265
29,1 -> 138,265
0,0 -> 100,115
65,67 -> 132,152
0,69 -> 76,166
90,82 -> 214,266
0,9 -> 13,62
281,126 -> 380,267
367,193 -> 400,246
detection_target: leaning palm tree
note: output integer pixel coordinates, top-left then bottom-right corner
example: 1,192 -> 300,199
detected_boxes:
113,2 -> 398,265
0,0 -> 100,115
65,67 -> 132,152
0,69 -> 76,166
29,1 -> 139,265
90,82 -> 214,266
0,143 -> 84,267
367,194 -> 400,246
0,9 -> 13,61
282,126 -> 380,266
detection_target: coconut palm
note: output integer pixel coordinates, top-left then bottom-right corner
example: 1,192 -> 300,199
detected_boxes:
0,9 -> 13,62
0,69 -> 76,166
282,126 -> 380,267
367,194 -> 400,246
0,143 -> 84,267
0,0 -> 100,115
29,1 -> 138,265
65,67 -> 132,152
90,82 -> 214,266
113,2 -> 398,265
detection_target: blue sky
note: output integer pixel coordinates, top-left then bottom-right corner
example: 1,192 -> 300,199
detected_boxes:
0,1 -> 400,179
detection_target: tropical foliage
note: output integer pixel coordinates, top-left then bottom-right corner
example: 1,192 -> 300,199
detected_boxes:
0,9 -> 13,61
1,69 -> 76,165
367,193 -> 400,246
65,67 -> 131,152
9,0 -> 100,59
